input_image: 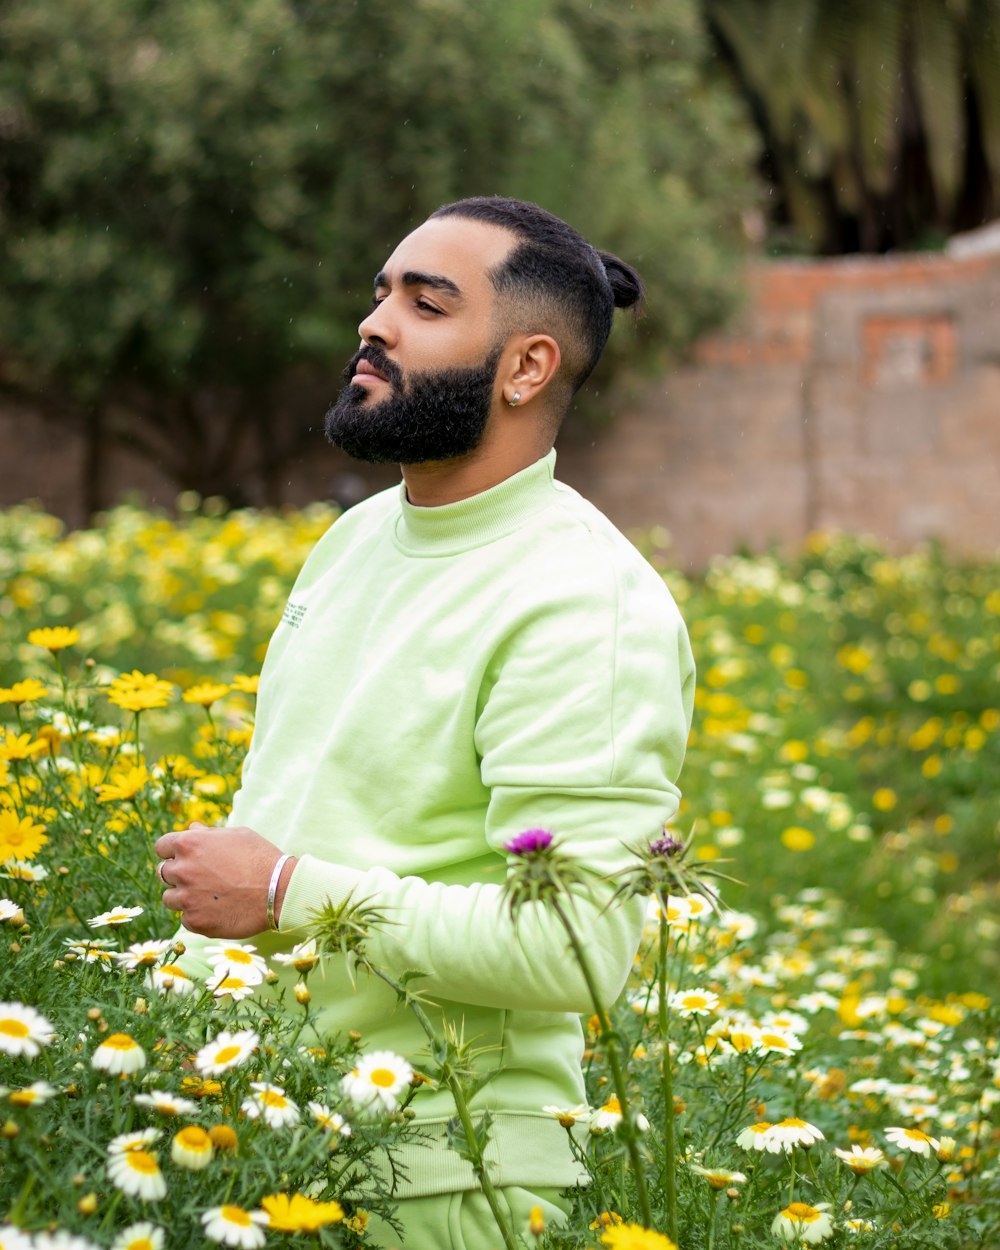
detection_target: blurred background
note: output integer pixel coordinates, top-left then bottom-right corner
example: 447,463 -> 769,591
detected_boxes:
1,0 -> 998,569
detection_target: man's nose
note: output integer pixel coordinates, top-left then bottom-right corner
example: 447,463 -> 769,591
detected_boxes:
357,300 -> 396,349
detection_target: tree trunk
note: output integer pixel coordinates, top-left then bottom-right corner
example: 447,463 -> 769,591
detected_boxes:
83,404 -> 104,522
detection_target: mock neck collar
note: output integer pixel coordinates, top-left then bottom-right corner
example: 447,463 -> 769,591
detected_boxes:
393,450 -> 558,555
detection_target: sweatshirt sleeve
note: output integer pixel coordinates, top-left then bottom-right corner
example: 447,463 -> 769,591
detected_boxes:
276,549 -> 696,1015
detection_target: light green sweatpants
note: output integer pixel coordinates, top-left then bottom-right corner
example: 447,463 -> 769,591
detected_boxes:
363,1185 -> 571,1250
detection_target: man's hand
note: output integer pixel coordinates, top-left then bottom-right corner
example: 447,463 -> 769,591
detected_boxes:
154,823 -> 295,938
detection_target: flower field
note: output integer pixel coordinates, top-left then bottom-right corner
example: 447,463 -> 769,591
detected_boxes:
1,501 -> 997,1249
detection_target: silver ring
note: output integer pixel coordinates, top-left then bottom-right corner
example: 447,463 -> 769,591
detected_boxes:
158,859 -> 170,886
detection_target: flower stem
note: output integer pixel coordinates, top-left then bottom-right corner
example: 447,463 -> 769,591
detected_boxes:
658,912 -> 678,1244
367,963 -> 520,1250
550,895 -> 652,1228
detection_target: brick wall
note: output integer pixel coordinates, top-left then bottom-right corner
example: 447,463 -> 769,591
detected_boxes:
555,242 -> 1000,568
4,236 -> 999,570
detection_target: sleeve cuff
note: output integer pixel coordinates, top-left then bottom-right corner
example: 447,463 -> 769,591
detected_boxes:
278,853 -> 364,932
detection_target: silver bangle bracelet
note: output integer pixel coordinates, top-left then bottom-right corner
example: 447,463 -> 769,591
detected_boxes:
267,853 -> 293,931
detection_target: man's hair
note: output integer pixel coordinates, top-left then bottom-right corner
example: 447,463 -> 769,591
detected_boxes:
429,196 -> 644,402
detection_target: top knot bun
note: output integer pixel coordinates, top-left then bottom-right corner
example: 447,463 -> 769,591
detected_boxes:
598,250 -> 645,313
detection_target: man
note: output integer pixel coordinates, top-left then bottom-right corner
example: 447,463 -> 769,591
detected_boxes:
155,197 -> 695,1248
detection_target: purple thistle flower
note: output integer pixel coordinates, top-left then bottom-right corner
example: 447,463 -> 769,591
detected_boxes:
649,833 -> 683,859
503,828 -> 554,857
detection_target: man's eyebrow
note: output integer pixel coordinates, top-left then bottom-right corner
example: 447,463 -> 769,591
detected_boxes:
373,269 -> 464,300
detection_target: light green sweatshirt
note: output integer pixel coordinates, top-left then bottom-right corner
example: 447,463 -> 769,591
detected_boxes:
178,449 -> 695,1197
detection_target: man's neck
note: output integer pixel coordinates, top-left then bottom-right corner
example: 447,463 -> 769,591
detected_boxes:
401,441 -> 550,507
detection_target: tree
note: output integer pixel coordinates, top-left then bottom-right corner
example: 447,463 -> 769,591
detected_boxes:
0,0 -> 759,508
703,0 -> 1000,252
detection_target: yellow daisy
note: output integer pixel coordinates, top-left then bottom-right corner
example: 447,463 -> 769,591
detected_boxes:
96,765 -> 150,803
106,672 -> 175,713
600,1224 -> 678,1250
0,679 -> 49,706
182,682 -> 232,708
260,1193 -> 344,1232
0,732 -> 47,762
27,626 -> 80,651
0,812 -> 48,864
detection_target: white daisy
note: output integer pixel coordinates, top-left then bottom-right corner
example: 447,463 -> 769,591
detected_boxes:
716,909 -> 757,941
718,1024 -> 761,1055
205,970 -> 257,1001
107,1147 -> 167,1201
194,1029 -> 259,1076
88,905 -> 144,928
201,1205 -> 269,1248
340,1050 -> 414,1112
92,1033 -> 146,1075
658,895 -> 691,927
760,1010 -> 810,1035
754,1117 -> 825,1152
771,1202 -> 834,1244
134,1090 -> 200,1117
588,1095 -> 650,1134
689,1163 -> 748,1189
63,939 -> 116,968
754,1028 -> 803,1056
684,893 -> 714,919
108,1128 -> 160,1156
148,962 -> 196,996
794,991 -> 839,1013
736,1121 -> 773,1151
897,1101 -> 940,1122
170,1124 -> 215,1170
272,938 -> 320,972
0,860 -> 48,882
885,1125 -> 940,1156
240,1082 -> 300,1129
111,1222 -> 165,1250
0,899 -> 23,922
542,1103 -> 591,1127
6,1080 -> 57,1107
833,1145 -> 886,1173
307,1101 -> 352,1140
669,988 -> 720,1017
0,1002 -> 55,1057
115,939 -> 173,970
32,1234 -> 101,1250
204,941 -> 268,980
0,1225 -> 32,1250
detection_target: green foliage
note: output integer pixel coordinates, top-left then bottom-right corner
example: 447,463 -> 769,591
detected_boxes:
704,0 -> 1000,252
0,0 -> 758,501
1,508 -> 999,1246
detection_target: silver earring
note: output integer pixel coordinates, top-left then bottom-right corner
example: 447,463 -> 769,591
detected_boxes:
508,392 -> 522,407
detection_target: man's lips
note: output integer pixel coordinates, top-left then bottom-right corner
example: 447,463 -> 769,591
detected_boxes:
353,359 -> 389,383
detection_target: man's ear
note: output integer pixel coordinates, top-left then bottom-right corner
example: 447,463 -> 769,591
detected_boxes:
500,334 -> 561,408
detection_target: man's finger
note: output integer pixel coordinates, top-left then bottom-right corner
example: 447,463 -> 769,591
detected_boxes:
153,832 -> 182,859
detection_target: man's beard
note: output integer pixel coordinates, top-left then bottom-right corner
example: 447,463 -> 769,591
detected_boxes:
324,342 -> 502,464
